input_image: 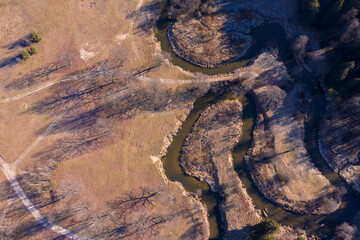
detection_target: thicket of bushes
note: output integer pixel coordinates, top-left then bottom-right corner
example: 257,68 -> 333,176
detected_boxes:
20,31 -> 41,61
21,46 -> 38,60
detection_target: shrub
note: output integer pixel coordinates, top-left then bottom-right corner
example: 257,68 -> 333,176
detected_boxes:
20,49 -> 30,60
256,85 -> 286,112
297,236 -> 305,240
276,172 -> 290,186
259,218 -> 280,235
262,235 -> 278,240
29,46 -> 38,55
31,31 -> 42,42
251,218 -> 280,239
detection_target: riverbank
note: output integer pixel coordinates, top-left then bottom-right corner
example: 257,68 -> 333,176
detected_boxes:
180,100 -> 262,239
318,96 -> 360,195
150,98 -> 212,240
241,52 -> 342,215
151,0 -> 359,236
167,8 -> 263,68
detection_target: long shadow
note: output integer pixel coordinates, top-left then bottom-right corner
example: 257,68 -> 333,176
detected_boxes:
0,177 -> 59,239
5,61 -> 71,91
0,35 -> 33,70
12,59 -> 213,237
4,35 -> 32,50
0,56 -> 20,69
8,173 -> 182,239
229,90 -> 360,238
126,0 -> 165,36
26,69 -> 206,137
303,85 -> 360,232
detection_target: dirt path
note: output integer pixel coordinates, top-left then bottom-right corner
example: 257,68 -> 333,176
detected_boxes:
0,70 -> 118,104
0,82 -> 92,238
0,68 -> 251,104
0,156 -> 84,240
13,110 -> 67,169
0,1 -> 150,239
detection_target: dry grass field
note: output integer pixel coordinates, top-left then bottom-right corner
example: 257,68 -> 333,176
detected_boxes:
0,0 -> 209,239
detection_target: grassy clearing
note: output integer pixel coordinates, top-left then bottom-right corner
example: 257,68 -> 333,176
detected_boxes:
0,89 -> 59,163
0,0 -> 209,238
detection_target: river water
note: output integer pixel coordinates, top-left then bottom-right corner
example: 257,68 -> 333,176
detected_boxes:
157,19 -> 360,239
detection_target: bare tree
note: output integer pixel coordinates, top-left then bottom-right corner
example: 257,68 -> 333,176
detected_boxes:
336,222 -> 357,240
340,7 -> 359,25
167,0 -> 215,20
341,18 -> 360,43
291,35 -> 309,64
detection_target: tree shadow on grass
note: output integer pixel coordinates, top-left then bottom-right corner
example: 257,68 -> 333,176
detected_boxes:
0,35 -> 33,70
0,56 -> 21,69
126,0 -> 165,36
4,60 -> 71,91
5,37 -> 31,50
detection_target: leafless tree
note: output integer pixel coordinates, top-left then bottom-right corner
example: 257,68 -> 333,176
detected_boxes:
108,188 -> 158,220
340,7 -> 359,25
335,222 -> 357,240
167,0 -> 215,20
256,85 -> 286,112
341,18 -> 360,43
291,35 -> 309,64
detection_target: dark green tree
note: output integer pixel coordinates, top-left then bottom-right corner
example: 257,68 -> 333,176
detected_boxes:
29,46 -> 38,55
20,49 -> 30,60
251,218 -> 280,240
31,31 -> 42,43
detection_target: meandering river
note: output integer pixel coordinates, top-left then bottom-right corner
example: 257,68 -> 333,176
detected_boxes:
157,19 -> 360,239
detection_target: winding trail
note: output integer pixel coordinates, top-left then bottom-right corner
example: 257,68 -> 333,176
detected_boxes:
0,1 -> 151,239
0,46 -> 256,238
0,77 -> 94,238
0,0 -> 257,238
13,110 -> 67,170
0,156 -> 84,240
0,70 -> 118,104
